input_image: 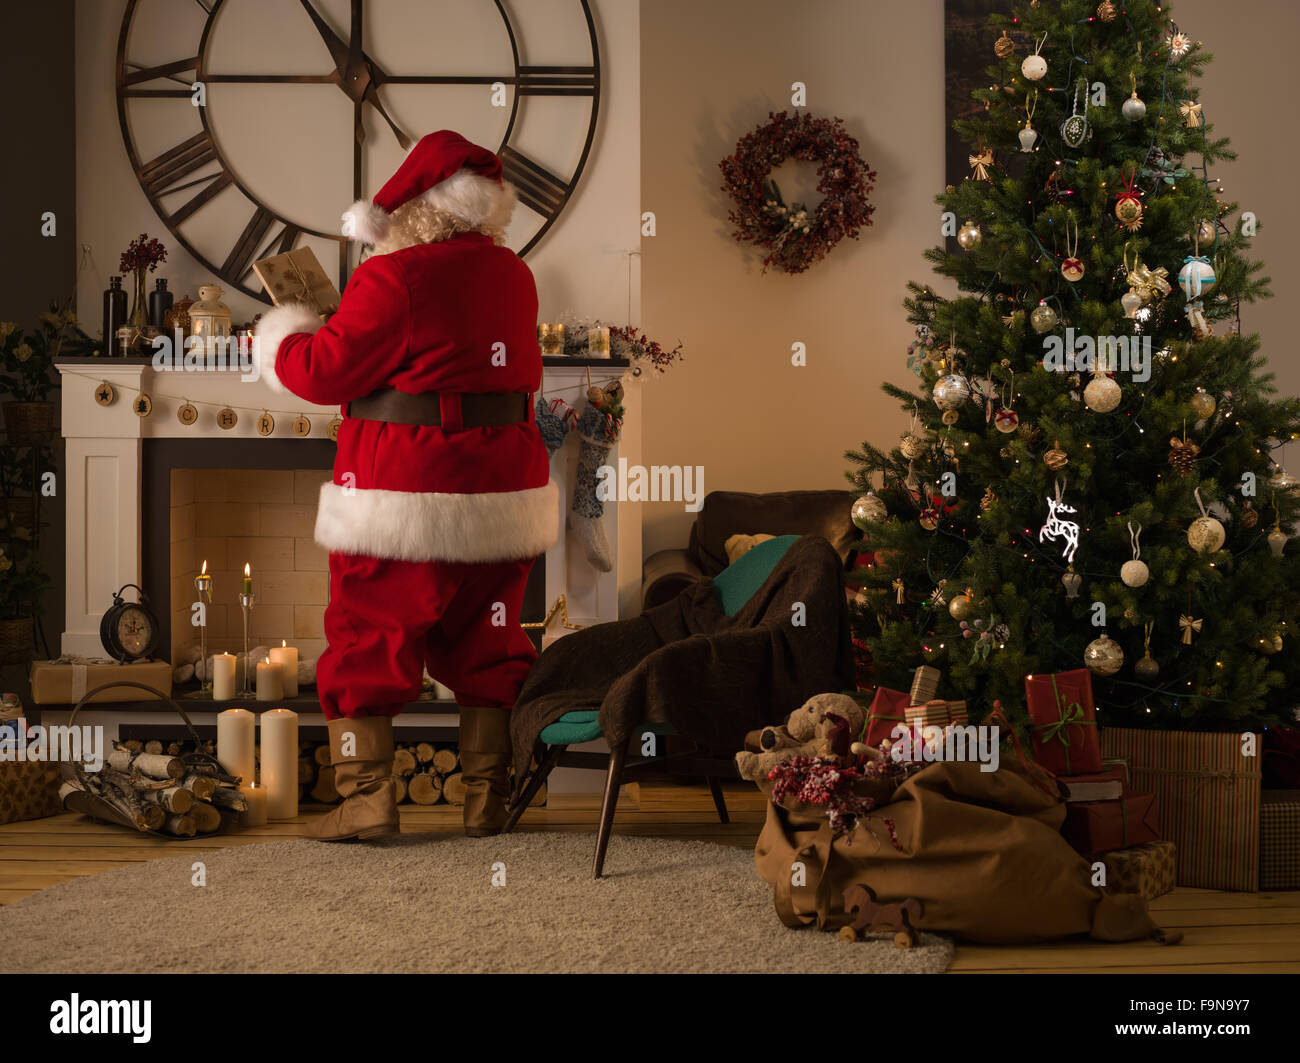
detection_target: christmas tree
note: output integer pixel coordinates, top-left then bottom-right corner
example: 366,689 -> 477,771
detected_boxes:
846,0 -> 1300,732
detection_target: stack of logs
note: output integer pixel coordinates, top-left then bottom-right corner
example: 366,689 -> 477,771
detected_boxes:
300,741 -> 547,809
59,738 -> 246,836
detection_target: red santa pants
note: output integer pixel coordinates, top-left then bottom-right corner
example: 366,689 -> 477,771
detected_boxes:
316,552 -> 538,720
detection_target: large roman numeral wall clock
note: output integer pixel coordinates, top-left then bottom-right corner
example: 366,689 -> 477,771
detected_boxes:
115,0 -> 600,301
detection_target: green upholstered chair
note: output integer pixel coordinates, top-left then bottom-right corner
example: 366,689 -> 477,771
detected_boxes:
504,535 -> 800,877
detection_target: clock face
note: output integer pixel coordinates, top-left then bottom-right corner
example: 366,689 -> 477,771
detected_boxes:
116,0 -> 600,301
116,606 -> 155,657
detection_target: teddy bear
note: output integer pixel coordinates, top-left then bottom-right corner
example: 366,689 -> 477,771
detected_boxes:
735,692 -> 869,782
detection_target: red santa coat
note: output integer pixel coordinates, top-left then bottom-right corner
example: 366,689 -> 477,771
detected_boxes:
254,232 -> 557,563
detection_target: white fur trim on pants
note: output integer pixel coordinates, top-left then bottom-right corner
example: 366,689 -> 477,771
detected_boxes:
314,480 -> 560,563
252,303 -> 323,393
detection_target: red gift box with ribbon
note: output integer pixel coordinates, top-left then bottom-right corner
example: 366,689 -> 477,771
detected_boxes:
863,686 -> 911,747
1062,792 -> 1160,857
1024,669 -> 1102,776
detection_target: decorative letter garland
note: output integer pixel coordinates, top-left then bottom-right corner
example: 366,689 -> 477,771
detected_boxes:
719,111 -> 876,274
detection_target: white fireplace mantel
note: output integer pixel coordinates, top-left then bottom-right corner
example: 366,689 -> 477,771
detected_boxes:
56,357 -> 641,659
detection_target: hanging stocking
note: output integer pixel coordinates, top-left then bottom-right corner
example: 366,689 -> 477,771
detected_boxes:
535,395 -> 575,458
569,383 -> 624,572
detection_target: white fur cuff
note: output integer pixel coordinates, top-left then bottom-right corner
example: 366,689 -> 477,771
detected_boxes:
315,480 -> 560,563
253,303 -> 323,393
341,199 -> 392,244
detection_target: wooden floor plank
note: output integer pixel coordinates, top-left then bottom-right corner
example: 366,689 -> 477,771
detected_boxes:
3,784 -> 1298,973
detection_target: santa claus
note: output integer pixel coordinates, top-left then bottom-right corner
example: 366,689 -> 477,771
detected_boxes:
254,131 -> 556,840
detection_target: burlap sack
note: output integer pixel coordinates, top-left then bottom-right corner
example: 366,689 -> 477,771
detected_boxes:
754,759 -> 1162,945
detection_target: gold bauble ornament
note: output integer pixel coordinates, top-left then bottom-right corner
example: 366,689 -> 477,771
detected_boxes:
994,30 -> 1016,58
1084,634 -> 1125,677
900,434 -> 926,460
1084,373 -> 1122,413
1134,655 -> 1160,680
1187,515 -> 1226,554
957,219 -> 983,250
948,593 -> 975,621
1189,390 -> 1217,419
1240,501 -> 1259,529
851,493 -> 889,530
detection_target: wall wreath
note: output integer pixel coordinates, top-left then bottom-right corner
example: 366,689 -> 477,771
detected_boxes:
719,110 -> 877,274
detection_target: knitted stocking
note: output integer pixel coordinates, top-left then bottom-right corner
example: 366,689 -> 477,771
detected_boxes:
569,384 -> 623,572
534,396 -> 574,458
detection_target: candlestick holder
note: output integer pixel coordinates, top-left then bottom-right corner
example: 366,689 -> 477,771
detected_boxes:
239,592 -> 255,696
194,572 -> 213,692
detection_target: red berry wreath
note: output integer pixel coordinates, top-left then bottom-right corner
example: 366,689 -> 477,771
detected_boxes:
719,111 -> 877,274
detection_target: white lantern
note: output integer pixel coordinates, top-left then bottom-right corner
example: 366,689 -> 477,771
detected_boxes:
190,284 -> 232,352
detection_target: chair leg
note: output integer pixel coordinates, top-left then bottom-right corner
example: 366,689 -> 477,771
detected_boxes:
504,744 -> 563,833
706,775 -> 730,824
592,743 -> 627,878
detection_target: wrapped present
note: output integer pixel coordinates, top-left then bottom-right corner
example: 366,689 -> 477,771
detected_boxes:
1260,790 -> 1300,890
1102,756 -> 1130,790
1025,669 -> 1101,775
909,665 -> 941,705
904,699 -> 969,729
864,686 -> 911,746
1101,728 -> 1261,891
251,246 -> 341,315
1102,840 -> 1176,900
1058,763 -> 1127,803
1,704 -> 60,825
29,658 -> 173,705
1062,791 -> 1159,857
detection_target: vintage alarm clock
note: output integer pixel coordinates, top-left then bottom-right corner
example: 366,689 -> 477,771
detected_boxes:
100,584 -> 159,662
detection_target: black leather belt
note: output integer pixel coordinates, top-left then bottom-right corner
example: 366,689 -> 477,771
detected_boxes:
348,389 -> 529,428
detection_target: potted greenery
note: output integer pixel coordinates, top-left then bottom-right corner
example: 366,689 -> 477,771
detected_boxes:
0,512 -> 49,663
0,302 -> 93,445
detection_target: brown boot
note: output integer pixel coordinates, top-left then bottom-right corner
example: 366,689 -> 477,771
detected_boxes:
459,705 -> 512,837
303,716 -> 399,842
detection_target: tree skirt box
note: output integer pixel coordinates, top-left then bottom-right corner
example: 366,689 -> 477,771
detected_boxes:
1101,728 -> 1261,892
29,658 -> 173,705
1102,840 -> 1176,901
1260,790 -> 1300,891
0,759 -> 61,824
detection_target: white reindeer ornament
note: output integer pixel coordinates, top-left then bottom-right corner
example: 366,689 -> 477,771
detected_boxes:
1040,480 -> 1081,564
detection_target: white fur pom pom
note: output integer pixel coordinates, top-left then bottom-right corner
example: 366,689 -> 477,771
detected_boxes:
341,198 -> 392,244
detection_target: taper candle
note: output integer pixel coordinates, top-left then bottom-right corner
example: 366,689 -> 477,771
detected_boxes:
243,562 -> 253,596
211,652 -> 237,701
260,708 -> 299,819
216,707 -> 255,784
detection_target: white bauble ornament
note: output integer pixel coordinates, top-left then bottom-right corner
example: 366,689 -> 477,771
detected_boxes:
1084,373 -> 1122,413
1021,54 -> 1047,81
1121,559 -> 1150,588
957,220 -> 982,250
851,493 -> 888,530
900,434 -> 926,460
1019,123 -> 1039,152
1121,289 -> 1143,319
1122,93 -> 1147,121
1178,256 -> 1217,299
1187,515 -> 1226,554
1084,635 -> 1125,677
933,374 -> 971,410
1030,301 -> 1059,333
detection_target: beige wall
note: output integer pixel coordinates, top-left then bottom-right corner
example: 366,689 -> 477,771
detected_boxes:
639,0 -> 1300,559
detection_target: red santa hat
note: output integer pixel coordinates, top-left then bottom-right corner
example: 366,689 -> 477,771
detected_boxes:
341,130 -> 510,245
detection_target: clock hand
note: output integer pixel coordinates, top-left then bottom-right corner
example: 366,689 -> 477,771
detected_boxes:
296,0 -> 351,82
363,83 -> 413,151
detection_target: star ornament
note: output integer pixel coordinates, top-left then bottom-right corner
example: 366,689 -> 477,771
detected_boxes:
1180,98 -> 1204,130
1166,30 -> 1194,60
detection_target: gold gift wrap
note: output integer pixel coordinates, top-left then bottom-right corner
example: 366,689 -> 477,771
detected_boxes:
252,247 -> 341,315
29,658 -> 173,705
1102,840 -> 1176,900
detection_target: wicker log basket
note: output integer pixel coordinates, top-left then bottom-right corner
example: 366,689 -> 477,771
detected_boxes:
2,401 -> 56,446
59,681 -> 245,838
0,617 -> 35,665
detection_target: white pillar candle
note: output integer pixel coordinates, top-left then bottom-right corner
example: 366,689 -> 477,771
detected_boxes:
255,656 -> 283,702
211,652 -> 237,701
270,640 -> 299,698
240,782 -> 268,827
260,708 -> 299,820
216,707 -> 255,785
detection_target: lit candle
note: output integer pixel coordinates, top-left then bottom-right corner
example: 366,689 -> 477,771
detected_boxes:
243,562 -> 253,596
270,640 -> 299,698
587,325 -> 610,357
211,651 -> 237,701
195,559 -> 211,597
256,656 -> 283,702
216,707 -> 255,784
260,708 -> 299,819
241,781 -> 268,827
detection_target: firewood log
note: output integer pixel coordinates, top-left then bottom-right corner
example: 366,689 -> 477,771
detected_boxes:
181,773 -> 217,801
100,768 -> 166,830
313,744 -> 332,767
144,739 -> 164,755
122,739 -> 143,753
392,747 -> 417,777
415,742 -> 436,765
189,801 -> 221,833
163,813 -> 197,837
441,772 -> 467,806
105,746 -> 186,780
209,786 -> 249,812
407,771 -> 443,805
59,779 -> 149,832
144,786 -> 194,814
392,775 -> 408,804
310,765 -> 340,804
431,748 -> 459,775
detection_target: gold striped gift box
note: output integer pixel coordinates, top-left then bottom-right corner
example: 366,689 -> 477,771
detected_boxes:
1100,728 -> 1261,892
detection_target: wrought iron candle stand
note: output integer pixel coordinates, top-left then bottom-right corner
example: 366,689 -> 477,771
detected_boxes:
194,568 -> 213,692
239,592 -> 255,696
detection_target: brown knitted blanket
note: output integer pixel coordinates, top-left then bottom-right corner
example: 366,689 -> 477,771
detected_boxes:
509,535 -> 854,780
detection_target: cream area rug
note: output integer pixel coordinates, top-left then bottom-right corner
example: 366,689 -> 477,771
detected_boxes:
0,832 -> 953,974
